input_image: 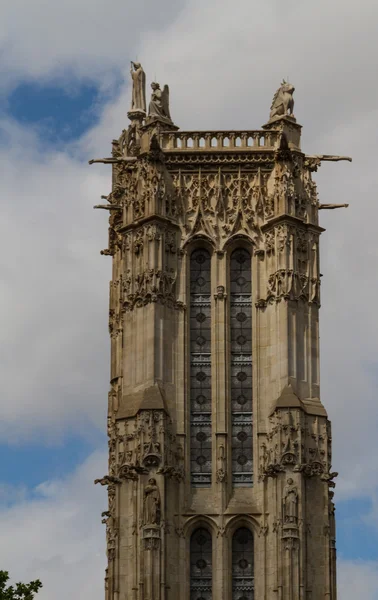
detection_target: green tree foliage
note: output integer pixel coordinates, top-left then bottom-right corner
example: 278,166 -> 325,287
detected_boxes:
0,572 -> 42,600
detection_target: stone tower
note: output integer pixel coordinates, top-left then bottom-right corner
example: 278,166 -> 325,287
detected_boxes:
91,72 -> 350,600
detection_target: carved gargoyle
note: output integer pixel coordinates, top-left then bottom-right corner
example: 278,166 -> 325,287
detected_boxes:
94,475 -> 122,486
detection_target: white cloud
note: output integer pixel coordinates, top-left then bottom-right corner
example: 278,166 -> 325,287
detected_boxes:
338,559 -> 378,600
0,118 -> 110,442
0,450 -> 107,600
0,0 -> 187,92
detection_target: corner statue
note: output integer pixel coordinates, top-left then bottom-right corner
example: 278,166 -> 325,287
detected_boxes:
270,79 -> 295,120
143,478 -> 161,525
130,61 -> 146,113
283,478 -> 298,524
148,82 -> 172,121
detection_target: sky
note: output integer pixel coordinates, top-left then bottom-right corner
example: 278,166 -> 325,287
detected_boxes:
0,0 -> 377,597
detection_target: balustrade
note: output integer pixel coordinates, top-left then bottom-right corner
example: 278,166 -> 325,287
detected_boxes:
161,130 -> 279,151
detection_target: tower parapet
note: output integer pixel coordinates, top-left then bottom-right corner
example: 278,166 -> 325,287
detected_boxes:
91,68 -> 350,600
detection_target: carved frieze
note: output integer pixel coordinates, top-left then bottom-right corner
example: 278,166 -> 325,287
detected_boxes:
257,224 -> 321,307
115,411 -> 184,482
259,409 -> 333,482
171,168 -> 268,248
123,267 -> 181,311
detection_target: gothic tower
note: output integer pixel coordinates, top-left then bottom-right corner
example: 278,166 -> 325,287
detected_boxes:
91,71 -> 350,600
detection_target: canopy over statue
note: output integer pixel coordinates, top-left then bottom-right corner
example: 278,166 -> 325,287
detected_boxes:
148,82 -> 172,122
270,80 -> 295,120
130,61 -> 146,113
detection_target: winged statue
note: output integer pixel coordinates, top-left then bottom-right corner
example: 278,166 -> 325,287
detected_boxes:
148,82 -> 172,121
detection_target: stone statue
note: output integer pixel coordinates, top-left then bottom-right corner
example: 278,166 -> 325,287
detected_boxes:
130,61 -> 146,112
143,478 -> 161,525
148,82 -> 172,121
270,80 -> 295,120
283,478 -> 298,524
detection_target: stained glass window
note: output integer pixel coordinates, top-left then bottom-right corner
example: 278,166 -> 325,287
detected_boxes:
232,527 -> 254,600
190,528 -> 212,600
230,249 -> 253,486
190,249 -> 212,486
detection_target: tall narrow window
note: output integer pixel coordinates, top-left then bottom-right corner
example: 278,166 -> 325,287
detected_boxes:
190,249 -> 212,486
190,528 -> 212,600
230,248 -> 253,485
232,527 -> 254,600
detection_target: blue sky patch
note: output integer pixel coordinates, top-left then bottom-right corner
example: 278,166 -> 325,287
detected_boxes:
0,431 -> 106,498
6,81 -> 103,144
337,497 -> 378,561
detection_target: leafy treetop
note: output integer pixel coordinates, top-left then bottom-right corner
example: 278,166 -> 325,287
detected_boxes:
0,572 -> 42,600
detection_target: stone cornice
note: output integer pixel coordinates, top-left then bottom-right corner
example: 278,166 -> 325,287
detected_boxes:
118,214 -> 180,234
262,214 -> 325,233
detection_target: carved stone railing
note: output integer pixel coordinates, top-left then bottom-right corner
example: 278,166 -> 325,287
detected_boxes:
160,130 -> 280,151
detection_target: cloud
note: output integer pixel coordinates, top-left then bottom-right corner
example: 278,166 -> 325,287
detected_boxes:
0,0 -> 187,93
0,450 -> 107,600
338,559 -> 378,600
0,118 -> 110,442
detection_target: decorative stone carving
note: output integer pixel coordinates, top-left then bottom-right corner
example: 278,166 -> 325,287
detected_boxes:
272,518 -> 282,534
269,80 -> 295,120
143,478 -> 161,526
94,475 -> 122,486
283,478 -> 298,524
216,443 -> 227,483
115,411 -> 184,483
259,409 -> 332,482
172,169 -> 264,248
143,525 -> 161,550
165,229 -> 177,253
130,62 -> 146,113
101,226 -> 122,257
148,82 -> 172,122
265,269 -> 309,303
258,524 -> 269,537
123,267 -> 180,311
277,223 -> 294,252
214,285 -> 226,301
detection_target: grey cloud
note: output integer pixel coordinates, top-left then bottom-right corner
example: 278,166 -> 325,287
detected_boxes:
0,121 -> 110,441
0,450 -> 107,600
0,0 -> 188,92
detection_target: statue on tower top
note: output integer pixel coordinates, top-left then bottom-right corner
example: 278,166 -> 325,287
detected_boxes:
130,61 -> 146,113
269,79 -> 295,120
148,82 -> 172,122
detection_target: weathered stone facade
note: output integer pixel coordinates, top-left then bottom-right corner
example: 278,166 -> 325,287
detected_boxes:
91,75 -> 350,600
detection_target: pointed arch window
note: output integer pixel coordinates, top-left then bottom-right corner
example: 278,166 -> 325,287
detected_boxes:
190,528 -> 212,600
190,249 -> 212,486
232,527 -> 254,600
230,248 -> 253,485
